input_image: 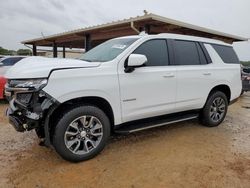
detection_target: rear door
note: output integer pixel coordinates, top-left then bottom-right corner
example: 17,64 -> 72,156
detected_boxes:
171,40 -> 213,112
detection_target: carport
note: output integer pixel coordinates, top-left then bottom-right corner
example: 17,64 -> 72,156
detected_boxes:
22,13 -> 246,57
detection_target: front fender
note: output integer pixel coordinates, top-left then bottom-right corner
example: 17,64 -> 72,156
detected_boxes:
43,67 -> 122,125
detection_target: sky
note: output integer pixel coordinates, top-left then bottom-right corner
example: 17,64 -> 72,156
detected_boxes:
0,0 -> 250,60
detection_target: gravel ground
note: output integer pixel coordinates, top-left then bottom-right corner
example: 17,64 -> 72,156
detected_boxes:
0,94 -> 250,188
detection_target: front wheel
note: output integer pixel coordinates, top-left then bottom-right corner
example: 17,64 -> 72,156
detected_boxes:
200,91 -> 228,127
53,105 -> 110,162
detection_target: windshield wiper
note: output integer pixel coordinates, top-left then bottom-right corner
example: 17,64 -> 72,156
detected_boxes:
80,59 -> 92,62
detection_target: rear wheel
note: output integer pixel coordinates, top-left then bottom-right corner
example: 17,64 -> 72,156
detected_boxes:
200,91 -> 228,127
53,105 -> 110,162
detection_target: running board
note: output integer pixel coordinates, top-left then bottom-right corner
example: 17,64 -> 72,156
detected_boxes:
114,112 -> 199,134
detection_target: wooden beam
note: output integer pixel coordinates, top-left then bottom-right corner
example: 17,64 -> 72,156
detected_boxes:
55,36 -> 84,43
91,28 -> 137,41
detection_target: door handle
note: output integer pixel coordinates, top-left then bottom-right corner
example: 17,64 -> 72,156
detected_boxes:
163,73 -> 175,78
203,72 -> 211,76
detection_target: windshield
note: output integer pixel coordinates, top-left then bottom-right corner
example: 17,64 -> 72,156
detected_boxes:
79,38 -> 138,62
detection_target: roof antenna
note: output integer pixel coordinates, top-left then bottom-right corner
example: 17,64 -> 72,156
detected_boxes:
41,32 -> 45,39
143,10 -> 149,15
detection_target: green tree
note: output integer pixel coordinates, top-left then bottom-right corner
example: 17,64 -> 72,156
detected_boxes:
241,61 -> 250,66
17,49 -> 32,56
0,46 -> 17,55
0,46 -> 10,55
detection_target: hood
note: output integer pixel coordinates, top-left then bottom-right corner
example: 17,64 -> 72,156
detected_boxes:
0,66 -> 10,77
5,56 -> 101,79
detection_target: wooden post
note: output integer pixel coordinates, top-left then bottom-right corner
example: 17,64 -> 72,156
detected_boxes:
63,46 -> 66,58
85,34 -> 91,52
145,24 -> 151,34
53,42 -> 57,58
32,44 -> 37,56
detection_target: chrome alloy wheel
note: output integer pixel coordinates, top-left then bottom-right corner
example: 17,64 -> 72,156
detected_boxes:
64,116 -> 103,155
209,97 -> 226,122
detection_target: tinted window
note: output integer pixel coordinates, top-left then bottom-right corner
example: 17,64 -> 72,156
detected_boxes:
2,57 -> 24,66
133,40 -> 169,66
212,44 -> 239,64
197,44 -> 207,65
173,40 -> 200,65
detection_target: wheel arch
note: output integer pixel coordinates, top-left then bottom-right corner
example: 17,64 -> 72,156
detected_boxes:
46,96 -> 115,145
207,84 -> 231,103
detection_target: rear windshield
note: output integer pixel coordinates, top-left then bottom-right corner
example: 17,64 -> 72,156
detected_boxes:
211,44 -> 239,64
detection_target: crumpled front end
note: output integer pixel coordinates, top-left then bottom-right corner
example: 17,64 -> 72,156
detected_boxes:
5,79 -> 58,138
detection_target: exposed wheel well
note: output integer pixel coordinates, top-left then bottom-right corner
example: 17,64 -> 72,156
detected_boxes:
208,85 -> 231,103
48,97 -> 114,143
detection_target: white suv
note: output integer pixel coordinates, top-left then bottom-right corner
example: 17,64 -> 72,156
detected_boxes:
5,34 -> 242,162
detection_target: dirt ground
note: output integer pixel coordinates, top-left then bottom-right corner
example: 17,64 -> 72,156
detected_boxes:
0,94 -> 250,188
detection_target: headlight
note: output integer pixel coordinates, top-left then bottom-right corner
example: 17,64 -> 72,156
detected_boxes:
9,79 -> 48,90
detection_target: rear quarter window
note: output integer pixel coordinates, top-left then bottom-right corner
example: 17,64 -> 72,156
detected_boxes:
211,44 -> 239,64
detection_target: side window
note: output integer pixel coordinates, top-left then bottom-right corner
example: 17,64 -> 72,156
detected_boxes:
132,40 -> 169,66
197,43 -> 207,65
173,40 -> 200,65
211,44 -> 239,64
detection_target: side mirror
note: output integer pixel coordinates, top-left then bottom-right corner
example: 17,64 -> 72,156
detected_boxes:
125,54 -> 147,73
0,62 -> 3,66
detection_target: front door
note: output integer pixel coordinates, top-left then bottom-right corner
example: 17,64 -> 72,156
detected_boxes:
118,39 -> 177,122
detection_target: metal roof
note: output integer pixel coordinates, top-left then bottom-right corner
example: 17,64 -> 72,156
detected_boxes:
22,13 -> 247,47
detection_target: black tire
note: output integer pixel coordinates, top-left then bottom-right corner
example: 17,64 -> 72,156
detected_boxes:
53,105 -> 110,162
200,91 -> 228,127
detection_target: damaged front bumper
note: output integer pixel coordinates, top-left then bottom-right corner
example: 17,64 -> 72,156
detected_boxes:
5,82 -> 58,141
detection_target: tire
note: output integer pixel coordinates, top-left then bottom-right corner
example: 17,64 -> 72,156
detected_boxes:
200,91 -> 228,127
53,105 -> 110,162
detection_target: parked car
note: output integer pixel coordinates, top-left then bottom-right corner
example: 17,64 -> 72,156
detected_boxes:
0,76 -> 6,99
5,34 -> 241,162
241,66 -> 250,94
0,56 -> 26,99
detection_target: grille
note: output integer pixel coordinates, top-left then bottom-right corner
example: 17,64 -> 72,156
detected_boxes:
16,93 -> 33,104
